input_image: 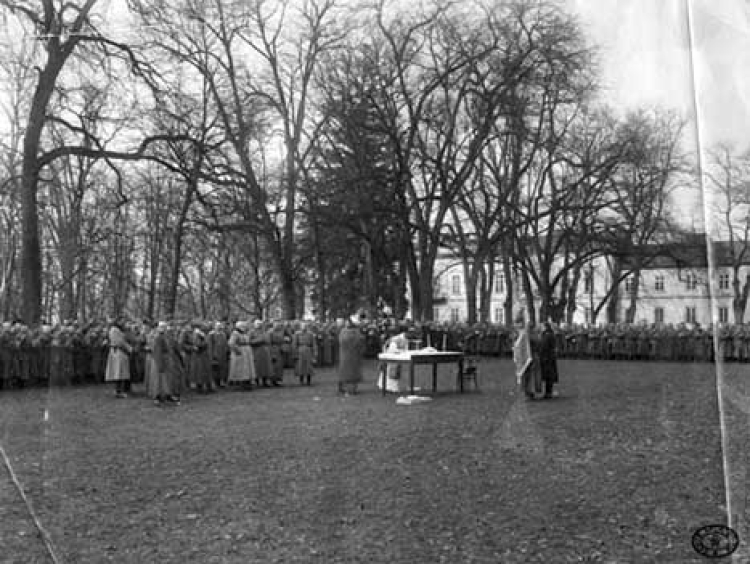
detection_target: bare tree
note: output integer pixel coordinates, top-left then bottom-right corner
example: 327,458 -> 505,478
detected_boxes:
366,0 -> 529,321
492,3 -> 603,325
130,0 -> 348,319
447,0 -> 592,324
0,0 -> 184,323
599,108 -> 685,324
705,143 -> 750,324
241,0 -> 349,317
0,16 -> 39,319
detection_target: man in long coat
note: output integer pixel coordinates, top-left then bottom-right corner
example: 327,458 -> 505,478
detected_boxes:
228,321 -> 254,389
267,322 -> 286,386
513,320 -> 541,400
539,322 -> 559,399
191,324 -> 213,393
337,315 -> 365,395
208,322 -> 229,387
105,319 -> 133,398
249,320 -> 272,386
150,322 -> 176,405
292,321 -> 316,385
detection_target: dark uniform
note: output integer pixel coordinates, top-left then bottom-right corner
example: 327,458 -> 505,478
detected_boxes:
539,323 -> 559,398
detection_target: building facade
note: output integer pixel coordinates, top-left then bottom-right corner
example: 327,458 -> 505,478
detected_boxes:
431,241 -> 750,326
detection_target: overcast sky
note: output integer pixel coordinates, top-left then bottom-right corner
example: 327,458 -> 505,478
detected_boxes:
573,0 -> 750,149
3,0 -> 747,150
571,0 -> 750,229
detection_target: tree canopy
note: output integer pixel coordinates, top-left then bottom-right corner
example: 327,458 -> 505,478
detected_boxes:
0,0 -> 688,324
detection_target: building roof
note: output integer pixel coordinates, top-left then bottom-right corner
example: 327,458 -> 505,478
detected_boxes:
629,238 -> 750,270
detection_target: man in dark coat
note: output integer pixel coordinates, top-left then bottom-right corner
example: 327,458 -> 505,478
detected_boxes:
539,321 -> 559,399
337,314 -> 365,395
208,322 -> 229,387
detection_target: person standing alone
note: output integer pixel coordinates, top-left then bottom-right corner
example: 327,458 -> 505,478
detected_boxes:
513,318 -> 541,400
539,321 -> 559,399
105,318 -> 133,398
337,314 -> 365,395
292,321 -> 316,386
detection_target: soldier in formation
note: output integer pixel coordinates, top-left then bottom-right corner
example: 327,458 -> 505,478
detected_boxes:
0,315 -> 743,400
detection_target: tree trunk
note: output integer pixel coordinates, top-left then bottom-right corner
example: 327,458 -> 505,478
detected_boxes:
732,272 -> 750,324
406,240 -> 422,320
198,261 -> 207,318
463,259 -> 478,325
549,273 -> 568,324
165,222 -> 185,318
249,234 -> 264,317
480,260 -> 494,323
280,274 -> 296,320
394,231 -> 411,320
218,235 -> 231,321
362,236 -> 376,314
502,255 -> 514,327
521,269 -> 536,326
0,239 -> 17,321
625,269 -> 641,323
110,219 -> 132,318
409,239 -> 437,322
606,259 -> 622,324
565,266 -> 582,325
147,234 -> 161,321
417,270 -> 434,322
59,242 -> 77,321
20,152 -> 44,325
19,34 -> 80,325
538,280 -> 552,324
280,148 -> 298,320
314,245 -> 328,321
165,164 -> 200,317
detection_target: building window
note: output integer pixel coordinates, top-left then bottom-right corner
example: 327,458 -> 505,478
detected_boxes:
451,274 -> 461,296
718,306 -> 729,324
494,308 -> 503,324
450,308 -> 460,322
685,306 -> 697,324
719,273 -> 730,290
685,273 -> 698,290
494,273 -> 505,294
433,277 -> 442,296
624,277 -> 636,294
654,275 -> 665,292
433,308 -> 440,322
654,307 -> 664,324
584,272 -> 593,293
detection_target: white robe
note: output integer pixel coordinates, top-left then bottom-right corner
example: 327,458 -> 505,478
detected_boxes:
104,326 -> 132,382
376,333 -> 408,392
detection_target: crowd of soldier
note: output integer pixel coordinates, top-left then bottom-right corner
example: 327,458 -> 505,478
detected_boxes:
0,319 -> 744,391
0,319 -> 346,391
423,322 -> 735,363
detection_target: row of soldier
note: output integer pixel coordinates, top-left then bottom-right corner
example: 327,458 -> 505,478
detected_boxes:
0,318 -> 345,390
0,318 -> 744,390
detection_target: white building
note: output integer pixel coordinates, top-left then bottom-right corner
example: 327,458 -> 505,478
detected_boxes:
431,239 -> 750,326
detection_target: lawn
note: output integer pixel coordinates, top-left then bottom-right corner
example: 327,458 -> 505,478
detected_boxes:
0,358 -> 728,563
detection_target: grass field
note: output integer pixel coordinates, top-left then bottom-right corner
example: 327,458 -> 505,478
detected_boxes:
0,358 -> 729,563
